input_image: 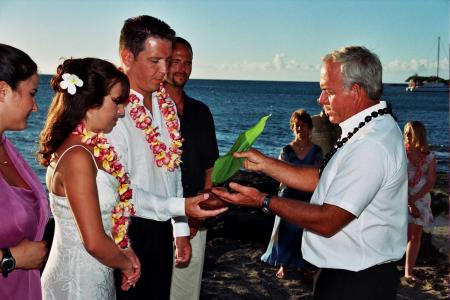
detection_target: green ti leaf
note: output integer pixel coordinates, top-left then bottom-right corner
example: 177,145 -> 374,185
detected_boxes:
211,114 -> 271,185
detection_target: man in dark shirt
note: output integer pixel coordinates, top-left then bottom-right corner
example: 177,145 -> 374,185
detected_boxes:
164,37 -> 219,300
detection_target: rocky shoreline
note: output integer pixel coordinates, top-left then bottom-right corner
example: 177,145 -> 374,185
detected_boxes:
200,171 -> 449,299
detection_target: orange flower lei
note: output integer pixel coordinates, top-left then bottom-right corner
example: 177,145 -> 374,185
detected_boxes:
72,124 -> 135,249
128,84 -> 183,172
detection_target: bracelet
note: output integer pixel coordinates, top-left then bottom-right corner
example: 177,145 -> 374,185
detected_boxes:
261,194 -> 273,215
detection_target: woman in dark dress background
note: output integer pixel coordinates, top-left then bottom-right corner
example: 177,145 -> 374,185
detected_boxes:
261,109 -> 322,279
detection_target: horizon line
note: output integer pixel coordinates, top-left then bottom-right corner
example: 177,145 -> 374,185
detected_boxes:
39,74 -> 410,85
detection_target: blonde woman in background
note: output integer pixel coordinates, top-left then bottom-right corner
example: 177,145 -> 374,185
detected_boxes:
403,121 -> 436,282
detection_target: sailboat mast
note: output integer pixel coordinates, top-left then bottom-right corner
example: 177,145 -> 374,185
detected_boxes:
437,36 -> 440,78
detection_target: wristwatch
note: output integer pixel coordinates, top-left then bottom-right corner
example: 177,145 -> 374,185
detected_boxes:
261,194 -> 273,214
1,248 -> 16,278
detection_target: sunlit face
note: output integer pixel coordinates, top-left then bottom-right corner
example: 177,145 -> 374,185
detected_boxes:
404,125 -> 414,147
166,43 -> 192,88
2,74 -> 39,131
318,61 -> 356,124
87,82 -> 125,133
124,36 -> 172,94
292,119 -> 311,139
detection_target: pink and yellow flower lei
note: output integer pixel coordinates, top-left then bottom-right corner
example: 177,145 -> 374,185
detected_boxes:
128,84 -> 183,172
72,124 -> 135,249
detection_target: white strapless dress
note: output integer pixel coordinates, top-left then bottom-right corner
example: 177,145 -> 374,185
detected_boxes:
42,146 -> 119,300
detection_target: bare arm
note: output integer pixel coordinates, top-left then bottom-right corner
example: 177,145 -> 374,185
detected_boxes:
409,156 -> 437,203
234,149 -> 319,193
270,196 -> 355,237
213,182 -> 355,237
55,148 -> 135,274
9,239 -> 47,270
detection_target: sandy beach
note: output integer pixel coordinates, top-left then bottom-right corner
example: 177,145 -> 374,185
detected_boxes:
200,171 -> 449,299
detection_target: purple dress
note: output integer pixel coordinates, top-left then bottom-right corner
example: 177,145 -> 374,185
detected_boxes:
0,135 -> 49,300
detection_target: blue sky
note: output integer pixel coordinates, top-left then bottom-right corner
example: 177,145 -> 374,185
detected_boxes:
1,0 -> 449,83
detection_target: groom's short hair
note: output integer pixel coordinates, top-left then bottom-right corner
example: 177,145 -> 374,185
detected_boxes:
119,15 -> 176,58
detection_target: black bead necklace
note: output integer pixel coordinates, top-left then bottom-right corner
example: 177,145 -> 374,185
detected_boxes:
319,106 -> 391,176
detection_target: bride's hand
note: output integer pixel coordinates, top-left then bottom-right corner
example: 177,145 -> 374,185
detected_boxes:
122,248 -> 141,279
121,265 -> 139,291
120,248 -> 141,290
121,273 -> 132,291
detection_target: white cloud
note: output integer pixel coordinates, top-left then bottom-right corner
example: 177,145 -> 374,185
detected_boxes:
385,57 -> 449,75
273,53 -> 286,70
211,55 -> 449,75
202,53 -> 319,73
195,56 -> 449,82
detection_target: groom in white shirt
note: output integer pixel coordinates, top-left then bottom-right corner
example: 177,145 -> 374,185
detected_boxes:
108,15 -> 226,300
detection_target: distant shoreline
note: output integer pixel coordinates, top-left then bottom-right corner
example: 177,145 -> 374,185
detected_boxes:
39,74 -> 415,85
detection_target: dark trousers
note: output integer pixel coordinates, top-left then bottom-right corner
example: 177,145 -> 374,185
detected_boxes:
314,261 -> 400,300
115,217 -> 173,300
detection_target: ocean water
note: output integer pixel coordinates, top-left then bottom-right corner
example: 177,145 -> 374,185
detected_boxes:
5,76 -> 449,184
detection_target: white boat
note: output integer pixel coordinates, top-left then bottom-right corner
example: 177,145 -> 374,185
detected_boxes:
406,81 -> 449,92
406,37 -> 449,93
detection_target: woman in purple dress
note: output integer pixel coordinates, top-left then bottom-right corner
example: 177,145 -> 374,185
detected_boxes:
0,44 -> 50,299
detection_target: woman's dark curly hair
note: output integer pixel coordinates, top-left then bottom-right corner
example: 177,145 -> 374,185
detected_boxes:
38,58 -> 129,166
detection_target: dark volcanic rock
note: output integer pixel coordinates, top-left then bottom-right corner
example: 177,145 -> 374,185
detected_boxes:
201,171 -> 449,299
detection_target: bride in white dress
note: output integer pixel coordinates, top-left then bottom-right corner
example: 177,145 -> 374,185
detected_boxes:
38,58 -> 140,299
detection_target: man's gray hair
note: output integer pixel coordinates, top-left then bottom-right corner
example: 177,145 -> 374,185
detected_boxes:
323,46 -> 383,100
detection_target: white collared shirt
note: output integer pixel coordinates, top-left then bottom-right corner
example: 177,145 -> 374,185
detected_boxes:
107,90 -> 188,237
302,101 -> 408,271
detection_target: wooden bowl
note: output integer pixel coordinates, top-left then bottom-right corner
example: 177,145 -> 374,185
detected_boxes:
198,188 -> 228,210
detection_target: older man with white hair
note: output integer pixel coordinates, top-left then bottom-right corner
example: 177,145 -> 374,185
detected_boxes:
214,46 -> 408,300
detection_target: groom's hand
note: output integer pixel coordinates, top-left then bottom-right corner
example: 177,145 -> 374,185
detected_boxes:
174,236 -> 191,267
185,194 -> 228,219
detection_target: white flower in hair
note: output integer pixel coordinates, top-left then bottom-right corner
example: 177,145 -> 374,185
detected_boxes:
60,73 -> 84,95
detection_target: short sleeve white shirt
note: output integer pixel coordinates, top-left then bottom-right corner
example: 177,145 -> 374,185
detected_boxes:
302,101 -> 408,271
